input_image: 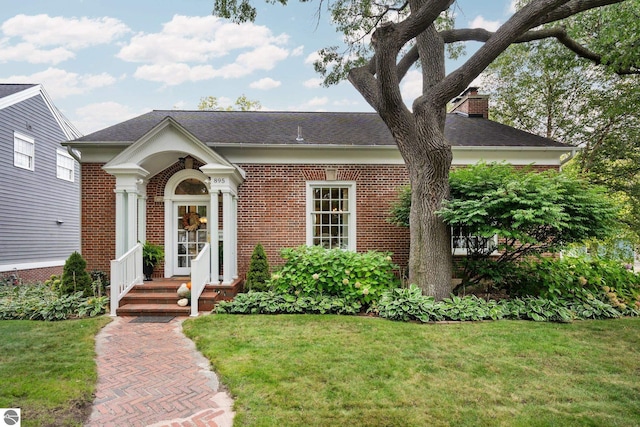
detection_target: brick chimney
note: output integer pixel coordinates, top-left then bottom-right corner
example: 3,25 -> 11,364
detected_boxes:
450,87 -> 489,119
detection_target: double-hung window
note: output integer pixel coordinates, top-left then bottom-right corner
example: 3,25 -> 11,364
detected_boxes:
56,148 -> 75,182
307,182 -> 356,250
14,132 -> 34,171
451,225 -> 498,256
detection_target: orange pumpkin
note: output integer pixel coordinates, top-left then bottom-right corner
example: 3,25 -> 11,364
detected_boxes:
186,282 -> 192,290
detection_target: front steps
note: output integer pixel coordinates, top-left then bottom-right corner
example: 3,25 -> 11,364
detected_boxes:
115,278 -> 243,316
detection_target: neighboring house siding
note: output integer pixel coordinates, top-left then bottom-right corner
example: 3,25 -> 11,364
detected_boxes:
81,162 -> 411,278
0,95 -> 80,276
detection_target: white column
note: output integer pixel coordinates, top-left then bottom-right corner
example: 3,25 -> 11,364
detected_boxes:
137,194 -> 147,245
222,190 -> 233,284
232,194 -> 238,279
126,191 -> 138,250
114,189 -> 127,257
210,190 -> 220,284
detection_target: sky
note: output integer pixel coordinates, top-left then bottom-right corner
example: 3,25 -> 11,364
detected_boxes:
0,0 -> 517,135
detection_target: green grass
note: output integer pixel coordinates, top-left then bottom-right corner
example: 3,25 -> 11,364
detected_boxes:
183,315 -> 640,427
0,317 -> 110,427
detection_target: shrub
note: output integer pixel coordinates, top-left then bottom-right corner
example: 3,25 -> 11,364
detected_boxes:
0,283 -> 107,320
245,243 -> 270,291
270,246 -> 400,307
60,252 -> 93,297
216,291 -> 361,315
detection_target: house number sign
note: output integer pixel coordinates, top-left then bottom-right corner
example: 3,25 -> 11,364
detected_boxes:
211,177 -> 226,184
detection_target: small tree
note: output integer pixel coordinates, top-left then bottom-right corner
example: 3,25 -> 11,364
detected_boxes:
60,252 -> 93,296
245,243 -> 270,291
391,163 -> 620,288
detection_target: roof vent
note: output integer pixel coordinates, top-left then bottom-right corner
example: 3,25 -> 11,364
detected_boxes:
296,125 -> 304,142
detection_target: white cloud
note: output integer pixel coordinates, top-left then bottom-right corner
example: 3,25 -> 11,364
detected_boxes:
0,41 -> 75,64
508,0 -> 519,14
2,14 -> 130,48
306,96 -> 329,107
469,16 -> 501,32
118,14 -> 293,85
250,77 -> 281,90
291,45 -> 304,56
303,78 -> 324,88
304,52 -> 321,65
0,14 -> 129,64
74,101 -> 148,134
5,67 -> 117,98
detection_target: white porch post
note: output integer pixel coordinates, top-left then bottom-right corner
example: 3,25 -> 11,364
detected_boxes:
126,191 -> 138,250
232,194 -> 238,279
222,190 -> 234,284
137,193 -> 147,245
210,190 -> 220,284
114,189 -> 127,258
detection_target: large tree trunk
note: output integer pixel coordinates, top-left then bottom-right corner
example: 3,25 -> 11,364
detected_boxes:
404,117 -> 453,300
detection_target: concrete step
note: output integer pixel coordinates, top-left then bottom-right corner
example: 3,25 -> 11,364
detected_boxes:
116,303 -> 191,317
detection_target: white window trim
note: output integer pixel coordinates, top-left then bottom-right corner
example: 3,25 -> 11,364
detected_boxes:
14,131 -> 34,171
451,226 -> 499,256
56,148 -> 75,182
306,181 -> 357,251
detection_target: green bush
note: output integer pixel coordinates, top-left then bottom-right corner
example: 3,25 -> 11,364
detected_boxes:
216,291 -> 361,315
60,252 -> 93,296
0,283 -> 107,320
270,246 -> 400,307
245,243 -> 271,291
505,257 -> 640,309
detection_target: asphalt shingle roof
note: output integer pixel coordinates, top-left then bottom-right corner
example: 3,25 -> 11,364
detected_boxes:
73,110 -> 567,148
0,83 -> 37,99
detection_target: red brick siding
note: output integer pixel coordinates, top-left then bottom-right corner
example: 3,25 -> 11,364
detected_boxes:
81,164 -> 116,274
2,265 -> 63,284
236,164 -> 411,274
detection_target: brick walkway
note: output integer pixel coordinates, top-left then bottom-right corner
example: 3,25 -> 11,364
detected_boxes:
86,317 -> 234,427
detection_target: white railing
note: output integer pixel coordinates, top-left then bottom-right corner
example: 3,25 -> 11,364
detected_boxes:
110,243 -> 143,316
190,243 -> 211,316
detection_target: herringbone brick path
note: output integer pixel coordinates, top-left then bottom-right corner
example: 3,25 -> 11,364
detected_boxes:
86,317 -> 234,427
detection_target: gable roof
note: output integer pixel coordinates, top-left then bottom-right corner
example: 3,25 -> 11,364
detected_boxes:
0,83 -> 82,140
71,110 -> 567,149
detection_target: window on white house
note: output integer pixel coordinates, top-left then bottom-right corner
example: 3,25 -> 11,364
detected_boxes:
56,149 -> 75,182
451,225 -> 498,256
14,132 -> 34,171
307,182 -> 356,250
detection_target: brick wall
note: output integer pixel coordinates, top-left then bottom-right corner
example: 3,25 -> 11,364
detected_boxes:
81,164 -> 116,274
2,265 -> 63,284
80,160 -> 559,280
235,164 -> 411,275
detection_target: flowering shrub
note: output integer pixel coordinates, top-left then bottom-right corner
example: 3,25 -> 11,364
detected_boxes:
270,246 -> 400,307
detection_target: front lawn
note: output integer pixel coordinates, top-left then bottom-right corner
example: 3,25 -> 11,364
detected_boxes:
184,315 -> 640,427
0,317 -> 110,427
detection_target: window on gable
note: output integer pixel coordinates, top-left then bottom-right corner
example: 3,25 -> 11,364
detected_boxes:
451,225 -> 498,256
307,182 -> 356,250
14,132 -> 34,171
56,149 -> 75,182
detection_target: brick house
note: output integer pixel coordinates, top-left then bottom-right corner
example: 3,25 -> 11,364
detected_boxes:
64,88 -> 571,312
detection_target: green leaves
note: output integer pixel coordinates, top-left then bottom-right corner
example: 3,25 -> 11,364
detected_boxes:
270,246 -> 400,308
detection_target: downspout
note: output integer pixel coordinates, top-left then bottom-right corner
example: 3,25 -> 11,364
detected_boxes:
559,148 -> 578,171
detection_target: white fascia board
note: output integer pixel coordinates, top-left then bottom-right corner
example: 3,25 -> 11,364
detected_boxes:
215,144 -> 571,166
67,142 -> 572,166
0,85 -> 40,110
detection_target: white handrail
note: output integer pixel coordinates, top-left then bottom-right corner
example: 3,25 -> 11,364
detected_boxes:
190,243 -> 211,316
109,243 -> 143,316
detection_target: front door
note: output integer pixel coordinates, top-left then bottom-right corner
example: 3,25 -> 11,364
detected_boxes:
175,203 -> 208,276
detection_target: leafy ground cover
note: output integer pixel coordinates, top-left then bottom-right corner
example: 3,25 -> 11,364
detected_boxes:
184,314 -> 640,427
0,317 -> 110,426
